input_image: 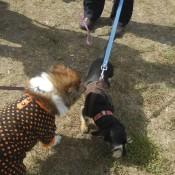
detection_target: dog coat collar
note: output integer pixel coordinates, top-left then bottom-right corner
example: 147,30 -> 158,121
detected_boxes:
17,93 -> 49,113
85,80 -> 109,96
94,110 -> 113,121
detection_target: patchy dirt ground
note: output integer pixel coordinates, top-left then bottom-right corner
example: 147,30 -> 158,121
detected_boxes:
0,0 -> 175,174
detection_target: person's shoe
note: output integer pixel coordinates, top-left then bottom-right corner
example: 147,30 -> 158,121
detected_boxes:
111,21 -> 125,38
80,17 -> 95,31
115,23 -> 125,38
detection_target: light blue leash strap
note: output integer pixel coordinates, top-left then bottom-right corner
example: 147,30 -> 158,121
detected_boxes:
100,0 -> 124,80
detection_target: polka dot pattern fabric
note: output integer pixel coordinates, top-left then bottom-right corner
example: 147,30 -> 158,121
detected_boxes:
0,94 -> 56,175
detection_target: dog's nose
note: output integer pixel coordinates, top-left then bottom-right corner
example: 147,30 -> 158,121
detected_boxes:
80,83 -> 86,93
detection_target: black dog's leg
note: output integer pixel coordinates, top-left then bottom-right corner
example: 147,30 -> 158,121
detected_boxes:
91,128 -> 109,138
80,106 -> 89,133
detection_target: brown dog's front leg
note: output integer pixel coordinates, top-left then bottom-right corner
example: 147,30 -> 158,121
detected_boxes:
42,135 -> 62,148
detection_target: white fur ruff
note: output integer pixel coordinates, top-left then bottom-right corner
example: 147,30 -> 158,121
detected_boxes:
29,72 -> 54,93
29,72 -> 68,116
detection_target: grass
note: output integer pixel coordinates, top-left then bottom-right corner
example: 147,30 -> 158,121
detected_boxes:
162,47 -> 175,63
110,134 -> 171,175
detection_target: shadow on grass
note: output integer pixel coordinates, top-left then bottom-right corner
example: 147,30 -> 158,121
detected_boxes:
62,0 -> 76,3
0,1 -> 175,174
28,135 -> 112,175
92,17 -> 175,46
128,21 -> 175,46
28,134 -> 165,175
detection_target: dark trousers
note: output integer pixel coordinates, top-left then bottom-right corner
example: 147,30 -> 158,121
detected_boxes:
83,0 -> 134,26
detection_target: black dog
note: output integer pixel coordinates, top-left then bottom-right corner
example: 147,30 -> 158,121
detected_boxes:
81,58 -> 127,158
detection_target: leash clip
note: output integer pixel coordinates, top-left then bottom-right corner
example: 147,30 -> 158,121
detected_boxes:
100,65 -> 108,80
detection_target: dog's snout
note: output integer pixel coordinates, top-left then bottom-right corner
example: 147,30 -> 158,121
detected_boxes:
80,83 -> 86,93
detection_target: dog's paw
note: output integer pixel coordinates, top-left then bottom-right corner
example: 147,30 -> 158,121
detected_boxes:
81,124 -> 89,134
42,135 -> 62,148
112,149 -> 122,159
112,145 -> 123,159
52,135 -> 62,146
127,136 -> 133,143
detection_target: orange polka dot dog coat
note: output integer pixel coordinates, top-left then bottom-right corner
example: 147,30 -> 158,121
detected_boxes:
0,93 -> 56,175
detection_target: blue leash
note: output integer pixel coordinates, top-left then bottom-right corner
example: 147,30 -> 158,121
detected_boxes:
100,0 -> 124,79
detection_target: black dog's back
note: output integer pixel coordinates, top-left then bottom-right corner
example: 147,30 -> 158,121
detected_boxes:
83,90 -> 127,156
83,92 -> 114,118
83,92 -> 126,142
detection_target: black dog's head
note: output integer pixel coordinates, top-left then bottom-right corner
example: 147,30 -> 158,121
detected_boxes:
84,58 -> 113,86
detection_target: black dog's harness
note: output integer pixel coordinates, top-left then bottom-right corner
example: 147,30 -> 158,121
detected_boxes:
94,110 -> 113,121
84,80 -> 108,96
85,80 -> 113,122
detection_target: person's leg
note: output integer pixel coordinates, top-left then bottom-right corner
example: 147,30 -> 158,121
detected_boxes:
80,0 -> 105,30
111,0 -> 134,37
111,0 -> 134,26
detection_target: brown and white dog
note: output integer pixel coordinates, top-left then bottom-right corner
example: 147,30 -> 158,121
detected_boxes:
0,64 -> 81,175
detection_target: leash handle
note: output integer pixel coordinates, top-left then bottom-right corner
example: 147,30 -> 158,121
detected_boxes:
100,0 -> 124,80
0,86 -> 25,91
81,17 -> 92,46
